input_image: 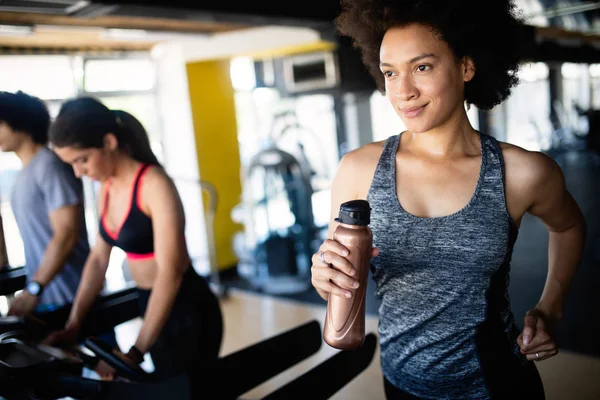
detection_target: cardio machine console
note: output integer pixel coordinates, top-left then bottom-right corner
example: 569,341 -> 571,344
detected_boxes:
0,339 -> 83,377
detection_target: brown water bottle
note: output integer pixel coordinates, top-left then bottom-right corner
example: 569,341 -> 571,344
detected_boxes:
323,199 -> 372,350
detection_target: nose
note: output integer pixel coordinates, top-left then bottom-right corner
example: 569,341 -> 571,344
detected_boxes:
395,73 -> 419,102
73,165 -> 84,178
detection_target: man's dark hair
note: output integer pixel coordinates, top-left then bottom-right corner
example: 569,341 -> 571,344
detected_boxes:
0,91 -> 50,144
334,0 -> 526,110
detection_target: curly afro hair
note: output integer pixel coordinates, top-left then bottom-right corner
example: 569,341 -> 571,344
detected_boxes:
334,0 -> 526,110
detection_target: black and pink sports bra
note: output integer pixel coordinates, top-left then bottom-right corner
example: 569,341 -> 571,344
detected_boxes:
99,164 -> 154,261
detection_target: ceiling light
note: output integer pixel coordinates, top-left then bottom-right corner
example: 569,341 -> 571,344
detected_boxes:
104,28 -> 148,40
0,25 -> 34,36
103,29 -> 209,41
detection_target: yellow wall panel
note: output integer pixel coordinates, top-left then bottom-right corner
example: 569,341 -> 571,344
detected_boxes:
186,59 -> 242,270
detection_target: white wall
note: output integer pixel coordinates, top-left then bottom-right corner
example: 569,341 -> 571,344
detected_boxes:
152,42 -> 210,276
150,26 -> 329,276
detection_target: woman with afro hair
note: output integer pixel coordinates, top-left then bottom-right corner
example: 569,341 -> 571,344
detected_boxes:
310,0 -> 586,398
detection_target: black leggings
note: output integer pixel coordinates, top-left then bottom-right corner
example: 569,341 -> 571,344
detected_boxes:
136,267 -> 223,379
384,378 -> 420,399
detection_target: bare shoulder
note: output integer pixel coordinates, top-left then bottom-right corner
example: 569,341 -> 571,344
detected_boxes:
140,165 -> 175,191
499,141 -> 563,187
498,142 -> 566,218
339,140 -> 386,172
335,140 -> 387,199
139,166 -> 182,212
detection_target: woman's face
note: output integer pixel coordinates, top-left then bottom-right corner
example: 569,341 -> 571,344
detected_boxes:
380,23 -> 474,134
54,139 -> 116,182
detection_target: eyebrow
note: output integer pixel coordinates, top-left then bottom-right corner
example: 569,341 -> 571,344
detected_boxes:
380,53 -> 438,68
71,155 -> 87,164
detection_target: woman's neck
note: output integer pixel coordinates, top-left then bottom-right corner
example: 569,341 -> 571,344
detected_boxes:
403,107 -> 479,159
108,154 -> 141,186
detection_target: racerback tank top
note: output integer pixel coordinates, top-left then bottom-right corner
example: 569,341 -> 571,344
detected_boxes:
367,132 -> 524,399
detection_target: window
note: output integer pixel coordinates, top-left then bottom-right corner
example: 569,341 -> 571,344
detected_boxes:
559,63 -> 591,138
0,56 -> 77,100
0,153 -> 24,267
0,54 -> 162,290
590,64 -> 600,109
84,58 -> 155,93
98,94 -> 163,162
505,62 -> 552,151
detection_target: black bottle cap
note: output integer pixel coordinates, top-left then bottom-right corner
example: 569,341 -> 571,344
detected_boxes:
334,200 -> 371,226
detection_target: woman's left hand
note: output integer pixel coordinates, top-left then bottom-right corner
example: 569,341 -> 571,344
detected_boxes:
95,349 -> 141,380
517,308 -> 559,362
95,360 -> 116,380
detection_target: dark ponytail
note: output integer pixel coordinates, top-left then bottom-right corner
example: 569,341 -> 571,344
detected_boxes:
112,109 -> 160,166
49,96 -> 160,166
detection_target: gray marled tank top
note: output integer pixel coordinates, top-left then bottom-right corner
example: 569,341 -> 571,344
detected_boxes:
367,132 -> 522,399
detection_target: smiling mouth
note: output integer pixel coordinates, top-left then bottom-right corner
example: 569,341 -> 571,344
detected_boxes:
401,105 -> 427,118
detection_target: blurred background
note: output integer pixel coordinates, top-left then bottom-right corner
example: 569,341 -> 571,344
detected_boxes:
0,1 -> 598,397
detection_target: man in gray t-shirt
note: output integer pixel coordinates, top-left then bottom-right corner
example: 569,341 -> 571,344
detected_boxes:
0,91 -> 89,314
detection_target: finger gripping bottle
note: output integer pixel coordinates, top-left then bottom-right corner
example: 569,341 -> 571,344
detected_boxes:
323,199 -> 372,350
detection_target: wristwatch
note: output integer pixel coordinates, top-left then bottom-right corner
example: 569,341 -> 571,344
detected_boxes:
128,345 -> 145,365
25,281 -> 44,297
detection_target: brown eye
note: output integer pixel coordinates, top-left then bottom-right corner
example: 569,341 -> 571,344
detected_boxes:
416,65 -> 430,72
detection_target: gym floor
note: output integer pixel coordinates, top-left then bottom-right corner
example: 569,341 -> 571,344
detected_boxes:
115,288 -> 600,399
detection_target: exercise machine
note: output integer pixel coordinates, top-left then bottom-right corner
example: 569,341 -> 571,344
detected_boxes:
0,318 -> 377,399
1,283 -> 140,342
232,111 -> 328,295
0,265 -> 26,297
200,180 -> 228,298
